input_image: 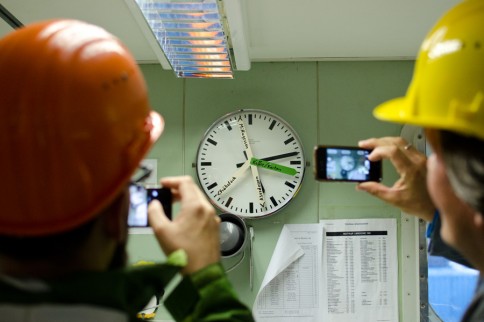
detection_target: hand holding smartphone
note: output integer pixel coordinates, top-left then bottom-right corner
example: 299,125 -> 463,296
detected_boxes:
128,185 -> 172,227
313,145 -> 382,182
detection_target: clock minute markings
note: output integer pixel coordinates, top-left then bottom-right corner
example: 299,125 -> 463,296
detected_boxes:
207,182 -> 218,190
224,120 -> 232,131
285,181 -> 296,189
284,137 -> 295,145
269,120 -> 276,130
270,196 -> 278,207
225,197 -> 233,207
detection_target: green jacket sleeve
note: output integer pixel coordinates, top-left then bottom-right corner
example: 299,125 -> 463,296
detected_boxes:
164,263 -> 255,322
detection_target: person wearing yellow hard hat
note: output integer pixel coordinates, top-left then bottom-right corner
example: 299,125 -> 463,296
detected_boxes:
0,19 -> 254,322
357,0 -> 484,320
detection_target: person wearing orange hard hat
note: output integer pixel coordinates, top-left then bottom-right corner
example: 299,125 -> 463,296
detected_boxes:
0,19 -> 254,322
357,0 -> 484,320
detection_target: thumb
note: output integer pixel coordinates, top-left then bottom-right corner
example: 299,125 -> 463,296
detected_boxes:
356,182 -> 389,198
148,199 -> 170,228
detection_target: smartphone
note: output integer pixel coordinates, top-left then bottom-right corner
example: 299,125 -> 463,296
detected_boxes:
313,145 -> 382,182
128,185 -> 172,227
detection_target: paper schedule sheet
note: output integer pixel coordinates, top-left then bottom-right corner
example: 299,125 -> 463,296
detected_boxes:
321,218 -> 398,321
254,224 -> 322,322
253,218 -> 398,322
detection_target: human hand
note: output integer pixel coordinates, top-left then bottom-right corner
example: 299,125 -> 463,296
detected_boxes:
356,137 -> 436,221
148,176 -> 220,275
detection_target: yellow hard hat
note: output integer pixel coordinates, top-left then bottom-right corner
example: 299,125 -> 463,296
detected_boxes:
0,20 -> 164,236
374,0 -> 484,140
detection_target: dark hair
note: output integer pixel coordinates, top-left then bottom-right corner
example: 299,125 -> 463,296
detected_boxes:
440,130 -> 484,214
0,217 -> 98,261
0,190 -> 127,262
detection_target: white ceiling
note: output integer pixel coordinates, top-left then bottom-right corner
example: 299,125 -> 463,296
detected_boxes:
0,0 -> 460,68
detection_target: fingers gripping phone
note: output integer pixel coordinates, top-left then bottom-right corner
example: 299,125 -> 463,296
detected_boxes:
314,145 -> 382,182
128,185 -> 172,227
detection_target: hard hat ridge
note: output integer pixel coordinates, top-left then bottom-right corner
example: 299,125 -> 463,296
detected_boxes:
0,19 -> 163,236
373,0 -> 484,141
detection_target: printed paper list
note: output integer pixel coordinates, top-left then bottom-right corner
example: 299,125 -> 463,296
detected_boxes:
321,220 -> 397,322
254,219 -> 398,322
254,225 -> 322,322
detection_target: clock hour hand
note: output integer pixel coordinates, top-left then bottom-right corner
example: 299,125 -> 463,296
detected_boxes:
236,151 -> 300,168
237,118 -> 266,209
250,157 -> 297,176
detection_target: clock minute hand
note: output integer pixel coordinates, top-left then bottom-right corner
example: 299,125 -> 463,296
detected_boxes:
263,151 -> 299,162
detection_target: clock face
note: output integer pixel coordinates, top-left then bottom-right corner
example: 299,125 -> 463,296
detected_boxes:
340,155 -> 355,171
196,109 -> 305,218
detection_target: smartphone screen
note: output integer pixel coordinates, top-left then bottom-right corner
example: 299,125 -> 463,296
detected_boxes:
147,187 -> 172,220
128,185 -> 172,227
314,145 -> 382,182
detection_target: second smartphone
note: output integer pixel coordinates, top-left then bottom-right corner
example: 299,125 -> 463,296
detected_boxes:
128,185 -> 172,227
314,145 -> 382,182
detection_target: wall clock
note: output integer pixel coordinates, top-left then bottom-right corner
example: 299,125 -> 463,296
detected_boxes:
195,109 -> 305,218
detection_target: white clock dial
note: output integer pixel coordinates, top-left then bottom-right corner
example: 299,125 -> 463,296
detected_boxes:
340,155 -> 355,171
196,109 -> 305,218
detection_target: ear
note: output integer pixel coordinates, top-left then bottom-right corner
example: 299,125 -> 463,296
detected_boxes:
103,188 -> 130,243
424,129 -> 443,156
474,212 -> 484,232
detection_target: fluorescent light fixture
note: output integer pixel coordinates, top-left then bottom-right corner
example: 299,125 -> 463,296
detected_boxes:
125,0 -> 250,79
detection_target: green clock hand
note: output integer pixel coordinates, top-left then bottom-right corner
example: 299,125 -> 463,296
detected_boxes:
236,151 -> 299,168
250,157 -> 297,176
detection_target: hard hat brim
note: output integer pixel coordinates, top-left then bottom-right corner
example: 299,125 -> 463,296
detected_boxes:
373,97 -> 408,124
374,96 -> 436,129
374,97 -> 483,140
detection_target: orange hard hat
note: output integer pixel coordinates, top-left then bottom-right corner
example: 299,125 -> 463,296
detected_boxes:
0,20 -> 164,236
